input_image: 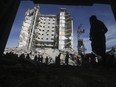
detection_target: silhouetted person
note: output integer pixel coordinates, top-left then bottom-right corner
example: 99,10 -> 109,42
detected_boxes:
55,56 -> 57,64
58,53 -> 61,65
37,55 -> 40,62
80,53 -> 85,64
89,15 -> 108,65
76,56 -> 81,66
40,55 -> 43,63
49,57 -> 54,64
45,56 -> 49,65
19,54 -> 25,59
34,55 -> 38,61
26,54 -> 30,59
55,53 -> 61,65
65,52 -> 69,65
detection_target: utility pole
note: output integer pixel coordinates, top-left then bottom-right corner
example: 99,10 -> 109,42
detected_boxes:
77,24 -> 85,55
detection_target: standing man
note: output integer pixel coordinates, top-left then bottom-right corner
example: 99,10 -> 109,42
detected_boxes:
65,52 -> 69,65
89,15 -> 108,65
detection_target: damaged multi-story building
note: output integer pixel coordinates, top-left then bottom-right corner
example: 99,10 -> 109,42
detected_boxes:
18,4 -> 74,52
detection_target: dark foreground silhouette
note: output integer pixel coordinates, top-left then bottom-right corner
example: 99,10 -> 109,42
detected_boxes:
89,15 -> 108,65
0,52 -> 116,87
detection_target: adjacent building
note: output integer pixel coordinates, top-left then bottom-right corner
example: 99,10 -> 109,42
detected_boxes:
59,8 -> 73,49
18,5 -> 74,52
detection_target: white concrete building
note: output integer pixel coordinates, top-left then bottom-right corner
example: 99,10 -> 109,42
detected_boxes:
59,8 -> 73,50
32,14 -> 58,51
18,5 -> 73,52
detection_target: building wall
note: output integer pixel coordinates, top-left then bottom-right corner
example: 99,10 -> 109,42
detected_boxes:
59,8 -> 66,49
58,8 -> 73,50
32,15 -> 57,49
18,9 -> 35,48
18,6 -> 73,51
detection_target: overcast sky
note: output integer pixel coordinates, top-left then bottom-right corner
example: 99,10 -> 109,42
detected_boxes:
5,1 -> 116,53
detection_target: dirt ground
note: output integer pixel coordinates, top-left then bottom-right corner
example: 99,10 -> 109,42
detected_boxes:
0,64 -> 116,87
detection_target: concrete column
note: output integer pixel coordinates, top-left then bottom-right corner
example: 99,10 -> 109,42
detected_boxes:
71,19 -> 74,49
28,5 -> 39,51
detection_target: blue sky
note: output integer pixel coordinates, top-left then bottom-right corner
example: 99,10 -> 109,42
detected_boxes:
6,1 -> 116,53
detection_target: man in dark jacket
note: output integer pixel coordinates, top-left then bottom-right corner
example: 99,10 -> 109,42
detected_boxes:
89,15 -> 108,65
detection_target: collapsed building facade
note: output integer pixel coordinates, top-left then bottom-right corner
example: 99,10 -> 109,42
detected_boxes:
18,4 -> 74,52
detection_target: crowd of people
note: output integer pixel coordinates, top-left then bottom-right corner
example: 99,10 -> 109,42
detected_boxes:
2,51 -> 79,65
1,48 -> 116,70
1,50 -> 114,67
